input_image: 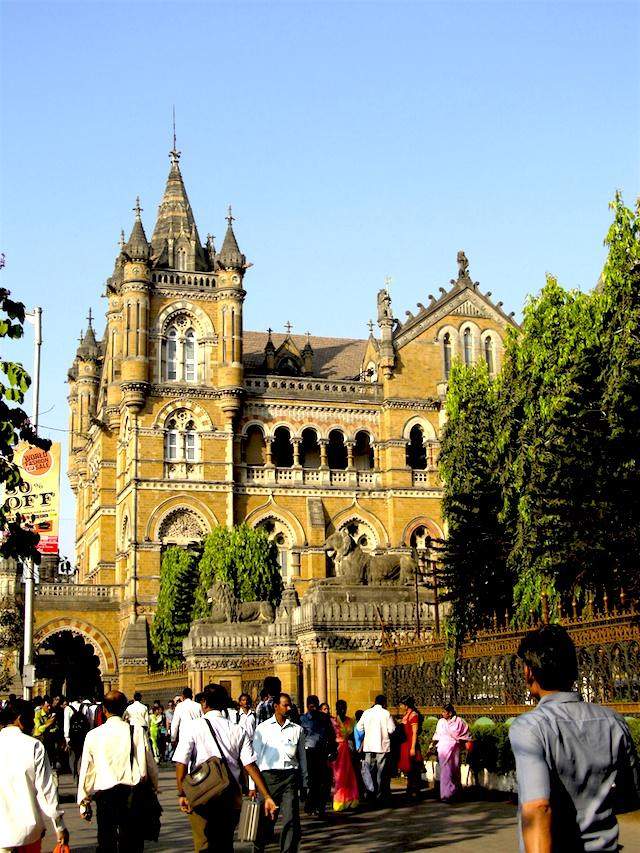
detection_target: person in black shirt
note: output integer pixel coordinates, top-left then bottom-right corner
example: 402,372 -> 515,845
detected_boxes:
299,695 -> 336,817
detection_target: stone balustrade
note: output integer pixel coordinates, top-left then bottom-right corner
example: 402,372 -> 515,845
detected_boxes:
35,583 -> 119,599
242,466 -> 381,488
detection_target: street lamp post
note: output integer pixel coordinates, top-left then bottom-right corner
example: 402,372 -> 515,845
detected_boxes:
22,307 -> 42,700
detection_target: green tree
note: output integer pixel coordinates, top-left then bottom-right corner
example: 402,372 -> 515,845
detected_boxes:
597,194 -> 640,597
438,360 -> 509,663
193,524 -> 283,619
497,276 -> 606,623
150,546 -> 199,667
0,256 -> 51,563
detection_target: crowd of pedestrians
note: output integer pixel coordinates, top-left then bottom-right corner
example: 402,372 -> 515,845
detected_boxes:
2,625 -> 640,852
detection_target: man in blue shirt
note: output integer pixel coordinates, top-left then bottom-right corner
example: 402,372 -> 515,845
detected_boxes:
509,624 -> 640,852
299,695 -> 336,817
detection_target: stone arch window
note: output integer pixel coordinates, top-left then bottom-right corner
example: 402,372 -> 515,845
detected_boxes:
463,327 -> 473,366
327,429 -> 347,470
176,248 -> 187,271
272,426 -> 294,468
341,519 -> 377,552
158,507 -> 206,546
484,335 -> 494,375
257,517 -> 292,579
354,430 -> 374,470
164,411 -> 199,463
300,428 -> 320,469
410,524 -> 432,550
443,332 -> 452,379
245,425 -> 266,465
406,424 -> 427,470
166,327 -> 178,380
161,314 -> 199,383
277,356 -> 301,376
363,361 -> 378,383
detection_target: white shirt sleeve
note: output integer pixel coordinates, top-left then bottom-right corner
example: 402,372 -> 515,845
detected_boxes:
170,703 -> 181,741
172,717 -> 195,767
135,724 -> 158,789
386,711 -> 396,734
248,726 -> 263,790
34,740 -> 65,832
63,705 -> 73,741
77,734 -> 94,803
356,712 -> 366,734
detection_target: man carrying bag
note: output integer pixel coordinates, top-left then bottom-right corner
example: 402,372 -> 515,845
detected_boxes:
174,683 -> 277,853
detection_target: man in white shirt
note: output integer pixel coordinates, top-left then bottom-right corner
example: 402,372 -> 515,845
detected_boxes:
355,694 -> 396,805
0,698 -> 69,853
174,683 -> 277,853
123,691 -> 150,729
170,686 -> 202,746
78,690 -> 158,852
252,693 -> 307,853
237,692 -> 257,742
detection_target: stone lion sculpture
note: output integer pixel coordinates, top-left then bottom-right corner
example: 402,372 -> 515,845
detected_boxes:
322,530 -> 416,585
207,578 -> 275,623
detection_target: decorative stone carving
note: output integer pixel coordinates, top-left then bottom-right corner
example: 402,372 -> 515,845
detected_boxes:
208,578 -> 275,624
158,508 -> 206,542
377,289 -> 393,322
322,531 -> 416,585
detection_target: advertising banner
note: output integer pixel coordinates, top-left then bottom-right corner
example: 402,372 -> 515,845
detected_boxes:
4,442 -> 61,555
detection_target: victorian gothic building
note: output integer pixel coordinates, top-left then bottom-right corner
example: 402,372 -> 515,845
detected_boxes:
53,146 -> 515,692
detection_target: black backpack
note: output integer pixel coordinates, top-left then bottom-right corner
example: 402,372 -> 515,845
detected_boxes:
69,706 -> 90,744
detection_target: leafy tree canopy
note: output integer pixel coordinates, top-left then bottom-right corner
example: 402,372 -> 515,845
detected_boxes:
150,546 -> 199,668
193,523 -> 283,619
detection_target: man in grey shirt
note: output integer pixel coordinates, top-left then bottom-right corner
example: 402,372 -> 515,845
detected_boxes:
509,624 -> 640,852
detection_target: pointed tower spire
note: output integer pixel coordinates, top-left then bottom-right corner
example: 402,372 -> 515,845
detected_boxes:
124,197 -> 150,261
150,144 -> 204,268
216,205 -> 247,270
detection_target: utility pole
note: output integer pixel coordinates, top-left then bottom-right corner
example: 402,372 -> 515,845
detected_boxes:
22,307 -> 42,700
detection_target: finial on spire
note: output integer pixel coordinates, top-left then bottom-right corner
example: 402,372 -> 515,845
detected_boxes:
78,330 -> 84,347
367,319 -> 375,334
285,321 -> 292,335
384,275 -> 393,289
267,327 -> 273,339
86,308 -> 94,329
226,205 -> 235,226
169,105 -> 181,164
306,331 -> 311,342
133,197 -> 143,220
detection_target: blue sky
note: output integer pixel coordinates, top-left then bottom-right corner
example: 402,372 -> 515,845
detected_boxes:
1,1 -> 638,560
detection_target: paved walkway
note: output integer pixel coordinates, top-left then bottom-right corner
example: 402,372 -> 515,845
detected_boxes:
54,766 -> 640,852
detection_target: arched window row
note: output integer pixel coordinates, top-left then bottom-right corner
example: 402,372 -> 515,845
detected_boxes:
160,322 -> 199,383
164,416 -> 199,463
441,327 -> 500,379
242,426 -> 376,470
406,424 -> 439,470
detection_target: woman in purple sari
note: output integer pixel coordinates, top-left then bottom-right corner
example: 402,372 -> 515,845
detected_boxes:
431,703 -> 470,802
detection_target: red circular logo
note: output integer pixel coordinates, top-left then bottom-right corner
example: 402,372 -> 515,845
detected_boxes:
22,447 -> 52,477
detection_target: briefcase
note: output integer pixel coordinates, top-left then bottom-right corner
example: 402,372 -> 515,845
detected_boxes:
237,795 -> 261,843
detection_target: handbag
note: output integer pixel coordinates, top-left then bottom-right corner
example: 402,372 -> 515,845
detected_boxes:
182,718 -> 241,810
128,726 -> 163,841
237,795 -> 261,843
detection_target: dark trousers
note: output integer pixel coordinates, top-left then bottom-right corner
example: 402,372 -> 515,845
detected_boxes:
304,748 -> 329,815
187,789 -> 239,853
365,752 -> 391,803
254,769 -> 300,853
95,785 -> 144,853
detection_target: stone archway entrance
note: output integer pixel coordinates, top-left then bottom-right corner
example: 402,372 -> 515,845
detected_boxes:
36,630 -> 104,698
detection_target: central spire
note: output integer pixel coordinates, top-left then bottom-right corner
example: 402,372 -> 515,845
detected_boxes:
150,143 -> 205,269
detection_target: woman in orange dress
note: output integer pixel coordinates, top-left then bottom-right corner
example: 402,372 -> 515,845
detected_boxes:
331,700 -> 360,811
398,695 -> 423,797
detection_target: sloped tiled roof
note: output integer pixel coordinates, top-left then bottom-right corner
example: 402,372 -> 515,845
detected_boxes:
243,331 -> 368,380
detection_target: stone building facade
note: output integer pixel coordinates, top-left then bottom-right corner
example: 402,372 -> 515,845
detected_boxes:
34,147 -> 515,703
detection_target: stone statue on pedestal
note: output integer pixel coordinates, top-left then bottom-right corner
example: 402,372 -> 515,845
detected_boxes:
322,530 -> 416,585
207,578 -> 275,624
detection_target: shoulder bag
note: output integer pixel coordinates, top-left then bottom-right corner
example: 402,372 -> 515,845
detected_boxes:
182,718 -> 242,810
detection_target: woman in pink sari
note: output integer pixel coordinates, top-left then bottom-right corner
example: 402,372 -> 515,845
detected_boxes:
331,700 -> 360,811
431,703 -> 470,802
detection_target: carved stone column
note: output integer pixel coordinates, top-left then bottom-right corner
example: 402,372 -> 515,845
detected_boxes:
374,443 -> 381,470
265,437 -> 274,467
346,441 -> 355,470
319,439 -> 328,469
316,647 -> 328,702
292,438 -> 302,468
